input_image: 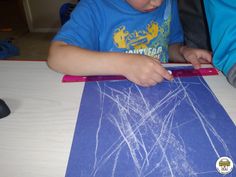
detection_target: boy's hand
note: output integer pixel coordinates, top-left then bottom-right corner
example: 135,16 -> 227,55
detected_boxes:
180,46 -> 212,69
121,55 -> 173,87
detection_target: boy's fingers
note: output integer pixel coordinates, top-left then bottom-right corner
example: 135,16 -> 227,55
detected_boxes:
205,54 -> 212,63
197,50 -> 212,63
199,58 -> 210,64
189,58 -> 201,69
155,64 -> 173,81
199,55 -> 212,63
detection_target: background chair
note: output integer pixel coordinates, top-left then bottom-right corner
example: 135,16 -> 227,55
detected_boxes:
59,2 -> 77,25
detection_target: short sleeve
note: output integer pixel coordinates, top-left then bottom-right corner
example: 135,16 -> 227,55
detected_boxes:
168,0 -> 184,45
53,0 -> 100,50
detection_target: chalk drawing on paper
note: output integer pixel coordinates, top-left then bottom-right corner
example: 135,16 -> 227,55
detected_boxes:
66,76 -> 236,177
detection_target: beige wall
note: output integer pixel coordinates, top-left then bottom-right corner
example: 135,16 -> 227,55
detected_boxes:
23,0 -> 77,32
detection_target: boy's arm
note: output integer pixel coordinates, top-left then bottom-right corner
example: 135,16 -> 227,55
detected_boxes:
47,41 -> 124,76
47,41 -> 173,87
168,43 -> 212,69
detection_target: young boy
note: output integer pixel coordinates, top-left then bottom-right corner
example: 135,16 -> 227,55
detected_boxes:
47,0 -> 212,87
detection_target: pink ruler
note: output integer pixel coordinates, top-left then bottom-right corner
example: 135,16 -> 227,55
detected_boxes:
62,75 -> 126,82
62,67 -> 218,83
171,67 -> 218,77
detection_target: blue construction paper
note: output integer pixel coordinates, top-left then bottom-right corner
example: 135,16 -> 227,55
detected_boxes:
66,69 -> 236,177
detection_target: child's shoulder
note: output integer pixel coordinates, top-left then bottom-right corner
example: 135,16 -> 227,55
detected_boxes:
77,0 -> 123,11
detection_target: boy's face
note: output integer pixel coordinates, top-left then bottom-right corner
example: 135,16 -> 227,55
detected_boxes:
126,0 -> 164,12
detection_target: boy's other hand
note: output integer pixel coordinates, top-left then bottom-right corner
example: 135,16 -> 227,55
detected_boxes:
121,55 -> 173,87
180,46 -> 212,69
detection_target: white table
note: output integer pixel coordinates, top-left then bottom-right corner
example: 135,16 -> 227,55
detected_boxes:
0,61 -> 235,177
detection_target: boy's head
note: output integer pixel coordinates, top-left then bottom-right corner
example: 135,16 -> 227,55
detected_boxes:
126,0 -> 164,12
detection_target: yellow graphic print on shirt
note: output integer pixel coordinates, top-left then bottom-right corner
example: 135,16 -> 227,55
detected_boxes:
113,19 -> 170,62
113,21 -> 158,50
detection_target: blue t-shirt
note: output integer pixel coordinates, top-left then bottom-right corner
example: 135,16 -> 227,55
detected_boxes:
204,0 -> 236,75
54,0 -> 183,62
